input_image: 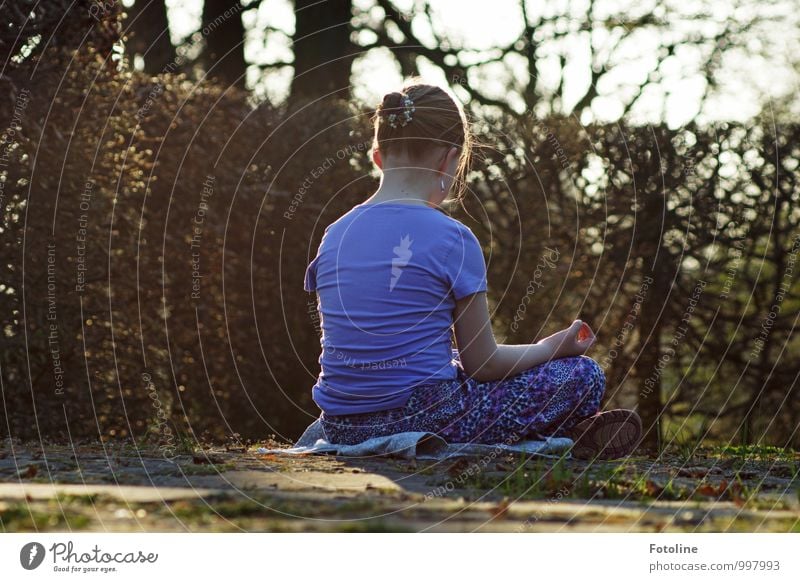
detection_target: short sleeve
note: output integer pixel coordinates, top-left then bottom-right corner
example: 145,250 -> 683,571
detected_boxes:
304,254 -> 320,292
305,226 -> 331,292
444,225 -> 488,300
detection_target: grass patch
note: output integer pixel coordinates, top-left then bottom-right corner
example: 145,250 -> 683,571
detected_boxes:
711,444 -> 796,461
459,455 -> 573,500
335,520 -> 410,532
0,502 -> 91,531
55,492 -> 101,505
456,456 -> 697,503
179,462 -> 236,475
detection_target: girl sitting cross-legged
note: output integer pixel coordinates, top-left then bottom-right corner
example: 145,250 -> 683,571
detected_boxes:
304,80 -> 642,460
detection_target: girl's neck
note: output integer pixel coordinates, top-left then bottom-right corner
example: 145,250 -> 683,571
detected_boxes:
365,169 -> 436,206
365,189 -> 429,206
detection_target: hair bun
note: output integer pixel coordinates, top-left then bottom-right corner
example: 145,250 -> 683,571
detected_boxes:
378,91 -> 416,128
380,91 -> 405,114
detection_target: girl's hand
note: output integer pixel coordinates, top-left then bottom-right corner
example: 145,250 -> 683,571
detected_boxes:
537,319 -> 596,359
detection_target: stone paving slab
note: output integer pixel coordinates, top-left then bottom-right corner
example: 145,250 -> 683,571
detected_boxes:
0,482 -> 229,503
186,469 -> 407,493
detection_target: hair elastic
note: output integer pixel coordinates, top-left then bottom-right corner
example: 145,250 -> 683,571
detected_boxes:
385,94 -> 416,128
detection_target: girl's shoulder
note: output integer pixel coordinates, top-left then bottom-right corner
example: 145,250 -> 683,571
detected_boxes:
439,212 -> 480,241
323,202 -> 479,247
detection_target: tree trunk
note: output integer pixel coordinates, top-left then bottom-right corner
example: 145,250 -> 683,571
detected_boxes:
125,0 -> 176,74
743,218 -> 785,444
635,194 -> 670,453
203,0 -> 247,88
290,0 -> 354,101
636,277 -> 669,452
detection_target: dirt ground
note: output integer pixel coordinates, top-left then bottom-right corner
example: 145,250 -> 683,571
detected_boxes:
1,440 -> 798,532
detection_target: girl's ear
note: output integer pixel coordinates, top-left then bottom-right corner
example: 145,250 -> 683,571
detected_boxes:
446,146 -> 460,167
372,147 -> 383,169
439,146 -> 459,172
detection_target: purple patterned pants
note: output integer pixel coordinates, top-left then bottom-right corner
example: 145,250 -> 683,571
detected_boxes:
319,355 -> 606,445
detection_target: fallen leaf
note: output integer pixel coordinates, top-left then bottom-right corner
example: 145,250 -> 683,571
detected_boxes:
678,467 -> 709,478
447,458 -> 472,477
19,464 -> 37,479
192,453 -> 222,465
645,480 -> 663,495
489,498 -> 510,520
729,481 -> 746,507
696,483 -> 718,497
696,479 -> 728,497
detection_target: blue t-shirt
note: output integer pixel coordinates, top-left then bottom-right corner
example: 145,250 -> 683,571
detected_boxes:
304,201 -> 488,415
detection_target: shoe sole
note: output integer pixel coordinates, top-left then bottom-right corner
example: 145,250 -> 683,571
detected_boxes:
569,409 -> 642,460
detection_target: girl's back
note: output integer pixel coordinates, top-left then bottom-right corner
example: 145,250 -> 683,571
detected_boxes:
305,200 -> 486,415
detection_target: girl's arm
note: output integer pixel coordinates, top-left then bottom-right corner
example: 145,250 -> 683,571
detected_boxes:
453,292 -> 596,381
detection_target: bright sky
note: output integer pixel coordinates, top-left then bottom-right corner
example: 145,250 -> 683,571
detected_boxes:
151,0 -> 799,127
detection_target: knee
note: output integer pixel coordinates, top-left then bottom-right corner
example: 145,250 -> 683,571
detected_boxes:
577,355 -> 606,400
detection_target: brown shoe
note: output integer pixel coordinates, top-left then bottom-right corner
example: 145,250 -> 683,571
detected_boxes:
566,409 -> 642,460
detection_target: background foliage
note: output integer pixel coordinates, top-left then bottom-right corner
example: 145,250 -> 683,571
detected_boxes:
1,1 -> 797,451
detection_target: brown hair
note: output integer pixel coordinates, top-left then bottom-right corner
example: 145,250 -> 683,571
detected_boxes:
372,80 -> 473,201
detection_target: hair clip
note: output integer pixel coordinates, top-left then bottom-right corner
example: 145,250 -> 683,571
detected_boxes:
386,94 -> 416,128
